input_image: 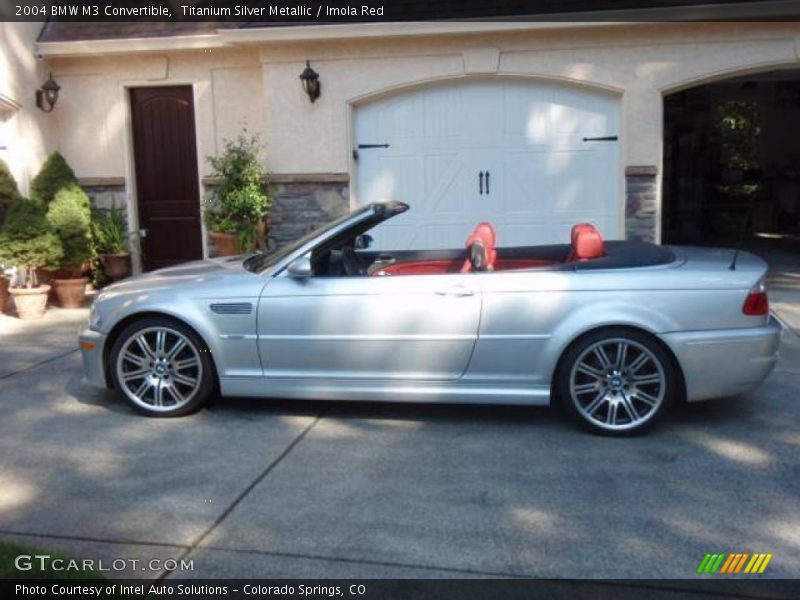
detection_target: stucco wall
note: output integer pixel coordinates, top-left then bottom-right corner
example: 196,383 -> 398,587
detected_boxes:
43,22 -> 800,246
0,22 -> 58,194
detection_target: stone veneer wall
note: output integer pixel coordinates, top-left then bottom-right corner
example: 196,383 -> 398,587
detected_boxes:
267,178 -> 350,248
624,166 -> 659,243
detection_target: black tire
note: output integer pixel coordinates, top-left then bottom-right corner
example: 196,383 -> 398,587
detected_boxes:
556,327 -> 677,436
109,316 -> 216,417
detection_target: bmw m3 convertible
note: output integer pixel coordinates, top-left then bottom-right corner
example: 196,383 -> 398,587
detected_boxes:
80,201 -> 781,435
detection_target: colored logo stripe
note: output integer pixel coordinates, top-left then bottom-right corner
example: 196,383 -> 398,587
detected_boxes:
697,553 -> 772,574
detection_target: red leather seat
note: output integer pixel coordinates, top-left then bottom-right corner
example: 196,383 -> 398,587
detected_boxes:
569,222 -> 604,261
460,222 -> 497,272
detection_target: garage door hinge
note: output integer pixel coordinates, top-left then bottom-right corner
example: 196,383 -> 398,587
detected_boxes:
353,143 -> 390,160
582,136 -> 618,142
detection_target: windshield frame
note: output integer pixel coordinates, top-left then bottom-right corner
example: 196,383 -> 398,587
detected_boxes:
243,202 -> 407,275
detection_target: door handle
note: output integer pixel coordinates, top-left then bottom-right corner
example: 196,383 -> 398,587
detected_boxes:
485,170 -> 490,195
478,171 -> 484,195
435,285 -> 475,297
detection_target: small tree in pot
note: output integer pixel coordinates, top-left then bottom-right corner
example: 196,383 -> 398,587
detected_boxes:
0,158 -> 22,313
47,184 -> 94,308
92,201 -> 131,281
204,132 -> 271,256
0,198 -> 63,319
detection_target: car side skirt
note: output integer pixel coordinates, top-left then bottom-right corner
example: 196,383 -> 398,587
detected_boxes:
219,377 -> 551,406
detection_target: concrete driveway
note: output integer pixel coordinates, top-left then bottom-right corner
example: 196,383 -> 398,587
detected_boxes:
0,305 -> 798,582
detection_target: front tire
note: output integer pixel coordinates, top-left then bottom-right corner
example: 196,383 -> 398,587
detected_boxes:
109,317 -> 215,417
556,328 -> 676,436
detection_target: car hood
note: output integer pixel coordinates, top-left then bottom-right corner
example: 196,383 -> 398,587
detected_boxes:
100,256 -> 252,295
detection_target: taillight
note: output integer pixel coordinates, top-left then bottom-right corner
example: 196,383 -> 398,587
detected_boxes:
743,280 -> 769,316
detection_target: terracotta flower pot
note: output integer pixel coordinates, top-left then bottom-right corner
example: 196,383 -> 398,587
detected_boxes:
101,253 -> 132,280
53,277 -> 89,309
0,277 -> 8,314
210,232 -> 238,257
9,285 -> 50,320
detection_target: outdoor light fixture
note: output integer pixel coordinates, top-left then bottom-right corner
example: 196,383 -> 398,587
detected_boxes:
36,73 -> 60,112
299,61 -> 320,103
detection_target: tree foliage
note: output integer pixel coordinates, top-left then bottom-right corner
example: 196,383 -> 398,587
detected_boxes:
47,184 -> 94,271
0,198 -> 63,287
30,151 -> 78,205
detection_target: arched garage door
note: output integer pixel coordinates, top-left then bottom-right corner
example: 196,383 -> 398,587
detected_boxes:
354,79 -> 621,250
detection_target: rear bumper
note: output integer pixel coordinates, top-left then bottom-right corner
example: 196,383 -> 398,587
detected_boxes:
660,317 -> 782,402
79,328 -> 109,388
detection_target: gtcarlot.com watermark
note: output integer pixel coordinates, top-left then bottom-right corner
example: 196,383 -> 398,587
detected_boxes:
14,553 -> 194,573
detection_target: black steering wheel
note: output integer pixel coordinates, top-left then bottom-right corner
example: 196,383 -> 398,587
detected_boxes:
341,246 -> 367,276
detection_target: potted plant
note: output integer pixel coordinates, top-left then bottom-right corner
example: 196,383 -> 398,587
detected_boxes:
93,201 -> 131,280
0,198 -> 63,319
204,132 -> 271,256
0,158 -> 22,313
47,184 -> 94,308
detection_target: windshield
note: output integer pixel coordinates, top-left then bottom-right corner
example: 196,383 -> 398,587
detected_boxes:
243,206 -> 371,273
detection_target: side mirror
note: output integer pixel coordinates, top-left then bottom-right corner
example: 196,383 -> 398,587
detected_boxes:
287,255 -> 313,277
354,234 -> 374,250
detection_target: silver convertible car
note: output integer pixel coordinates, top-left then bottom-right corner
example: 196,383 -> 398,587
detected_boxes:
79,201 -> 781,435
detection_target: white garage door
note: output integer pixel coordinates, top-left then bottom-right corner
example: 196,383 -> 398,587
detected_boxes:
354,79 -> 621,250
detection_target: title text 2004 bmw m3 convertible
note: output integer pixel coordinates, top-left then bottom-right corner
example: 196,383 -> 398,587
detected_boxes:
79,201 -> 781,435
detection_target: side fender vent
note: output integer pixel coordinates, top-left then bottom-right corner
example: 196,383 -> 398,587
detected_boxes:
210,302 -> 253,315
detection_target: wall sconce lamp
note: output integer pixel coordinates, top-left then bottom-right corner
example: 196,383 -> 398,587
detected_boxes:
299,61 -> 320,103
36,73 -> 60,112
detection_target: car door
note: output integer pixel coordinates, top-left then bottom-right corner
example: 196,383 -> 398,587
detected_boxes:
257,271 -> 481,380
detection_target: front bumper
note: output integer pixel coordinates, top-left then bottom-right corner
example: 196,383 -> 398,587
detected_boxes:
660,316 -> 782,402
79,328 -> 110,388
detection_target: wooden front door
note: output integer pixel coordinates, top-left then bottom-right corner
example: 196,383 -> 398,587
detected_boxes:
130,86 -> 203,270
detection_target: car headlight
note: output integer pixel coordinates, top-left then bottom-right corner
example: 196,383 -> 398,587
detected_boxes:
89,303 -> 103,331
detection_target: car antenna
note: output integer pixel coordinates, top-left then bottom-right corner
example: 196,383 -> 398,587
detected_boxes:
729,187 -> 758,271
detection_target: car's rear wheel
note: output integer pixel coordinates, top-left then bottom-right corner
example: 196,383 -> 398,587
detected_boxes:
557,328 -> 676,436
109,317 -> 214,417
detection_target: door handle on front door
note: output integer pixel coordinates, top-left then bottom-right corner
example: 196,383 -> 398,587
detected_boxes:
478,171 -> 484,195
435,285 -> 475,297
485,171 -> 490,195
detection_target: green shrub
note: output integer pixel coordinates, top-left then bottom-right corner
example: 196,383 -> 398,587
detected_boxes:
30,151 -> 78,205
204,132 -> 271,252
0,158 -> 21,229
0,198 -> 63,287
47,184 -> 93,272
92,200 -> 129,255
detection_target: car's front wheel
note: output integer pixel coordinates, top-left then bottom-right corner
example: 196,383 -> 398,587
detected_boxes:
557,328 -> 676,436
109,317 -> 215,417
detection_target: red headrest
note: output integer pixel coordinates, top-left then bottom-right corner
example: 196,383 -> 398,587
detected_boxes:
461,222 -> 497,272
571,223 -> 597,246
573,229 -> 604,260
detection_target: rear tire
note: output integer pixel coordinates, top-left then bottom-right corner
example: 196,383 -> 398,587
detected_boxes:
109,317 -> 215,417
556,328 -> 676,436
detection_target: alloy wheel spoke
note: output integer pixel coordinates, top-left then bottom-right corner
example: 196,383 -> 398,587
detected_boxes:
122,351 -> 147,368
577,363 -> 605,379
135,336 -> 156,360
122,368 -> 150,381
632,372 -> 662,385
606,402 -> 618,425
172,372 -> 197,387
593,346 -> 612,369
627,353 -> 649,374
619,392 -> 639,421
632,390 -> 659,406
174,356 -> 200,371
616,342 -> 628,370
583,391 -> 607,415
166,382 -> 184,403
574,382 -> 600,395
155,330 -> 167,356
133,378 -> 152,399
166,339 -> 186,361
153,380 -> 165,407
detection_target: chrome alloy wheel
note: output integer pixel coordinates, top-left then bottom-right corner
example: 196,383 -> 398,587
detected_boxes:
568,338 -> 666,432
116,326 -> 203,413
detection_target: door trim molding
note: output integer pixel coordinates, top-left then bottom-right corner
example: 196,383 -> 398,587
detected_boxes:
121,80 -> 207,274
